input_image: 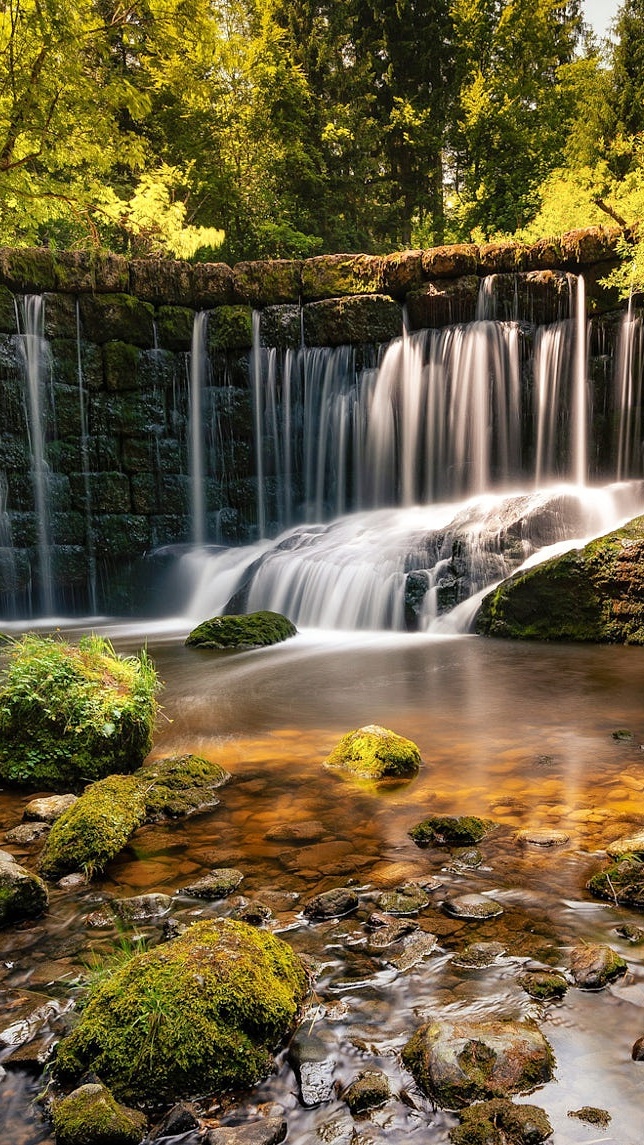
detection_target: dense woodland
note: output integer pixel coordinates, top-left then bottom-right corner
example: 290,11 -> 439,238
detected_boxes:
0,0 -> 643,291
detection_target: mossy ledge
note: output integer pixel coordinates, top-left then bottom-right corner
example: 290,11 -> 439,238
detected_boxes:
0,634 -> 160,791
54,918 -> 309,1105
476,515 -> 644,643
325,724 -> 421,779
39,754 -> 232,880
186,611 -> 297,650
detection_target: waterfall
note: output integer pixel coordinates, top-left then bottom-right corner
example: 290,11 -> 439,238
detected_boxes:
76,300 -> 97,613
0,473 -> 18,615
251,310 -> 266,537
571,274 -> 588,484
533,321 -> 571,484
189,311 -> 209,546
17,295 -> 54,614
615,297 -> 644,479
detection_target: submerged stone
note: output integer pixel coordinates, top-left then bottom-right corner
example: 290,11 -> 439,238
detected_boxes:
443,894 -> 504,920
325,725 -> 421,780
288,1030 -> 336,1106
186,610 -> 297,650
0,856 -> 48,926
606,830 -> 644,858
51,1082 -> 147,1145
374,882 -> 430,915
569,943 -> 627,989
409,815 -> 495,847
54,919 -> 308,1104
449,1098 -> 553,1145
303,888 -> 359,920
341,1069 -> 391,1114
402,1017 -> 555,1109
452,942 -> 506,969
514,828 -> 570,847
180,868 -> 244,900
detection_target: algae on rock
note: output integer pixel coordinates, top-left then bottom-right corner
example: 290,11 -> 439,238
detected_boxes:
186,611 -> 297,650
52,1082 -> 147,1145
0,634 -> 160,791
54,919 -> 309,1104
325,724 -> 421,779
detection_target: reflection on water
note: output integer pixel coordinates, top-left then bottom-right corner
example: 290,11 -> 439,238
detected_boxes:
2,632 -> 644,1143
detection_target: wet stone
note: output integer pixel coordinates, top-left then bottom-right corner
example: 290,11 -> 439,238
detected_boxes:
148,1101 -> 200,1140
4,1034 -> 55,1069
288,1031 -> 336,1106
367,913 -> 419,949
205,1119 -> 287,1145
568,1106 -> 611,1127
266,820 -> 326,844
514,828 -> 570,847
518,970 -> 568,1000
230,900 -> 273,926
569,943 -> 627,989
410,814 -> 496,848
58,872 -> 87,889
615,923 -> 644,943
442,894 -> 504,920
303,888 -> 359,920
180,868 -> 244,900
341,1069 -> 391,1114
452,941 -> 507,969
5,822 -> 50,844
111,893 -> 173,923
385,930 -> 438,971
450,847 -> 483,868
450,1098 -> 552,1145
23,794 -> 77,822
606,829 -> 644,858
317,1113 -> 355,1144
374,882 -> 430,915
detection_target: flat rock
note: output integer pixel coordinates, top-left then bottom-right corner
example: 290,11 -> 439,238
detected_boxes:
442,894 -> 504,920
367,913 -> 419,949
23,794 -> 77,823
386,930 -> 438,971
5,822 -> 50,844
266,821 -> 326,844
288,1032 -> 336,1106
515,828 -> 570,847
607,829 -> 644,858
112,893 -> 173,922
569,943 -> 627,989
206,1119 -> 287,1145
375,882 -> 430,915
303,888 -> 359,920
180,868 -> 244,899
452,942 -> 507,968
568,1106 -> 611,1127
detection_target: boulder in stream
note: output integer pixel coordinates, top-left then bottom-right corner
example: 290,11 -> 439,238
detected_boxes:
449,1098 -> 553,1144
185,610 -> 296,650
52,1082 -> 147,1145
54,919 -> 308,1104
569,943 -> 627,989
409,815 -> 496,847
402,1017 -> 555,1108
0,854 -> 48,926
325,724 -> 421,780
587,855 -> 644,907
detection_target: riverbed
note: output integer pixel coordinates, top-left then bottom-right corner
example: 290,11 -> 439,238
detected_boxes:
2,628 -> 644,1143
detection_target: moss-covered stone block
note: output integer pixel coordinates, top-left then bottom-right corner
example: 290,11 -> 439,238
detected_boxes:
487,271 -> 571,325
0,246 -> 55,291
79,293 -> 155,347
50,339 -> 104,391
478,242 -> 528,274
381,250 -> 424,296
39,774 -> 148,879
476,515 -> 644,643
325,724 -> 421,779
233,259 -> 302,306
422,244 -> 479,279
130,258 -> 193,306
406,276 -> 479,329
103,341 -> 140,392
130,473 -> 158,514
191,262 -> 236,308
260,304 -> 302,349
90,391 -> 166,438
559,225 -> 622,265
54,918 -> 308,1104
186,610 -> 297,650
43,292 -> 78,339
301,253 -> 384,301
52,251 -> 96,294
52,1082 -> 147,1145
121,437 -> 153,474
525,237 -> 564,270
0,856 -> 49,926
69,472 -> 131,514
303,294 -> 402,345
93,514 -> 152,556
0,634 -> 160,792
208,305 -> 253,351
94,252 -> 129,294
409,815 -> 495,847
156,305 -> 195,351
0,284 -> 17,333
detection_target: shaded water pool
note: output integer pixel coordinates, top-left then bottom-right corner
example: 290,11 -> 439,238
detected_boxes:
2,629 -> 644,1143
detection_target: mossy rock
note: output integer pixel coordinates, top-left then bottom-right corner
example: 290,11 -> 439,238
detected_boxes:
208,305 -> 253,351
52,1082 -> 147,1145
449,1098 -> 552,1145
518,971 -> 568,1000
325,724 -> 421,779
588,855 -> 644,908
39,775 -> 148,880
186,611 -> 296,651
476,515 -> 644,643
409,815 -> 495,847
569,942 -> 627,989
54,918 -> 309,1104
302,294 -> 403,346
233,259 -> 302,306
0,635 -> 160,791
136,754 -> 231,820
0,856 -> 49,926
301,253 -> 384,300
78,292 -> 155,347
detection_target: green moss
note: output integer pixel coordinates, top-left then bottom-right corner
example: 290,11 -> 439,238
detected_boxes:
54,918 -> 309,1104
0,859 -> 48,925
186,611 -> 297,650
136,754 -> 231,819
156,305 -> 195,351
39,775 -> 147,880
103,341 -> 140,392
517,971 -> 568,1000
587,855 -> 644,907
0,634 -> 160,791
52,1082 -> 147,1145
477,515 -> 644,643
325,724 -> 421,779
409,815 -> 495,847
301,254 -> 384,300
208,305 -> 253,351
450,1099 -> 552,1145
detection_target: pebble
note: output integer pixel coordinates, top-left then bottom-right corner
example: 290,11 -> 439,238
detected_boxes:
514,828 -> 570,847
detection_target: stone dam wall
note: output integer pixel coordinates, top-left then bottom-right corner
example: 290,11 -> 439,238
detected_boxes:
0,226 -> 635,615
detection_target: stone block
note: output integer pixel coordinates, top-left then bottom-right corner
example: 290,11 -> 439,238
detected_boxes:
94,252 -> 129,293
525,237 -> 565,270
0,435 -> 29,471
157,472 -> 191,515
130,259 -> 193,306
582,261 -> 623,315
303,294 -> 403,346
47,440 -> 82,474
560,226 -> 622,265
233,259 -> 302,306
93,513 -> 151,556
406,276 -> 479,329
157,438 -> 186,472
90,391 -> 167,439
0,247 -> 55,291
139,347 -> 178,390
122,437 -> 154,473
191,262 -> 236,308
51,511 -> 86,546
0,285 -> 17,333
103,341 -> 141,392
208,306 -> 253,351
260,304 -> 302,349
150,515 -> 190,545
52,384 -> 83,437
78,293 -> 155,346
301,253 -> 384,301
131,473 -> 158,513
52,251 -> 95,293
69,471 -> 131,513
43,293 -> 78,340
422,243 -> 478,278
156,305 -> 195,351
381,250 -> 424,296
478,242 -> 528,274
52,545 -> 92,587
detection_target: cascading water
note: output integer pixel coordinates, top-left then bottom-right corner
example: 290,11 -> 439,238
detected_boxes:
189,311 -> 209,546
76,300 -> 97,613
615,296 -> 644,479
17,295 -> 54,614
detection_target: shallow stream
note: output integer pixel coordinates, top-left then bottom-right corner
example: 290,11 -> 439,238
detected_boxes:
3,629 -> 644,1143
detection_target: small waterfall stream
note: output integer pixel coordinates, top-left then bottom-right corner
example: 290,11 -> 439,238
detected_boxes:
189,312 -> 209,546
17,295 -> 54,614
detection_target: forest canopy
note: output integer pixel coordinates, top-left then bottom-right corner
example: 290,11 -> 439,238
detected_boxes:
0,0 -> 642,289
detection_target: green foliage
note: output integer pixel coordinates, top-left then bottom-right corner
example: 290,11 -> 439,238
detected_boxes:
186,610 -> 297,650
54,918 -> 309,1104
0,634 -> 160,791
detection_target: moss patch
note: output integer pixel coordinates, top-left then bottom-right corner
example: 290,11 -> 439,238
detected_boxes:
450,1098 -> 552,1145
186,611 -> 296,650
137,754 -> 231,820
0,857 -> 49,926
52,1082 -> 147,1145
409,815 -> 495,847
54,919 -> 308,1104
476,516 -> 644,643
325,724 -> 421,779
39,775 -> 147,880
0,634 -> 160,791
587,855 -> 644,907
